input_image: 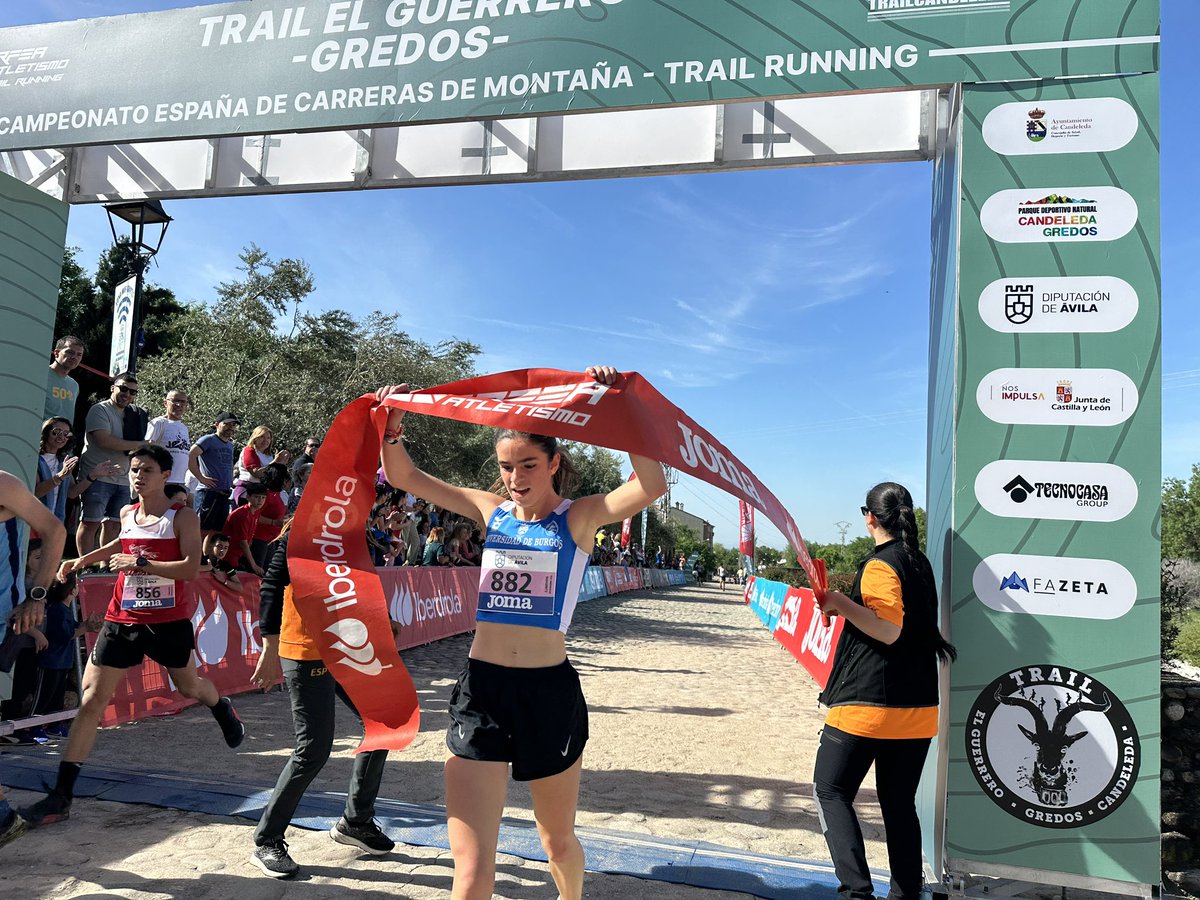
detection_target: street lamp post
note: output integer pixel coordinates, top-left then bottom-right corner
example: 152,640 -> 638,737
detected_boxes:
103,199 -> 172,375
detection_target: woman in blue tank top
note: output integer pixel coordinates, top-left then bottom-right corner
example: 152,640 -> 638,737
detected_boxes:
376,366 -> 666,900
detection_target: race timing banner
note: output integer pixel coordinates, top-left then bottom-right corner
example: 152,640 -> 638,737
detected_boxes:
0,0 -> 1159,152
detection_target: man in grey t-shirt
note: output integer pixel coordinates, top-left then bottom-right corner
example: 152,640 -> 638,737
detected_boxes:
45,336 -> 84,423
77,372 -> 146,553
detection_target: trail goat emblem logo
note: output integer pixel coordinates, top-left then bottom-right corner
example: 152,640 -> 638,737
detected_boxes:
966,665 -> 1139,828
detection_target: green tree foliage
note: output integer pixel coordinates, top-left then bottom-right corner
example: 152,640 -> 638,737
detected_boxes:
1162,465 -> 1200,561
1162,559 -> 1194,661
135,245 -> 493,489
55,244 -> 185,374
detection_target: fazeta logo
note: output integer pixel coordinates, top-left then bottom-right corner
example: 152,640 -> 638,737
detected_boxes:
966,665 -> 1139,828
313,475 -> 391,677
389,381 -> 609,428
975,460 -> 1138,523
973,554 -> 1137,620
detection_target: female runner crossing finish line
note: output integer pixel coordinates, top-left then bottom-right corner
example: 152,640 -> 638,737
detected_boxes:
21,445 -> 245,829
377,365 -> 666,900
286,365 -> 832,896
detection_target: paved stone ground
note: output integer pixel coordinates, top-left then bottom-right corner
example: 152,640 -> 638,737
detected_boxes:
1,581 -> 884,898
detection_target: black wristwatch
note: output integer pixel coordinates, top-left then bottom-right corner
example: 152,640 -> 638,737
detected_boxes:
135,555 -> 149,570
27,586 -> 48,602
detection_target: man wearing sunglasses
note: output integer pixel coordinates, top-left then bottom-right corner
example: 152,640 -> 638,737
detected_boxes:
77,373 -> 148,555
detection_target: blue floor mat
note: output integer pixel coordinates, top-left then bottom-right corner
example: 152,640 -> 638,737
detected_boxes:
1,754 -> 887,898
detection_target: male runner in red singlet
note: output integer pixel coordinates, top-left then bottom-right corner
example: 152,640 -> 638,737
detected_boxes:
21,445 -> 245,828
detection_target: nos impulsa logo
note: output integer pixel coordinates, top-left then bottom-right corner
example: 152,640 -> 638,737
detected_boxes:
966,665 -> 1139,829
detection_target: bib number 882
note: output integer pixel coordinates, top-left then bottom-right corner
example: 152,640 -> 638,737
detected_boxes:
490,571 -> 532,594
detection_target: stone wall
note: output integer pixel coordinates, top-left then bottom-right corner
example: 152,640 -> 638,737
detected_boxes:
1163,675 -> 1200,896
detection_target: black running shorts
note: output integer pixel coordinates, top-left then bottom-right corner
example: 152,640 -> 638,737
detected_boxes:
91,619 -> 196,670
446,657 -> 588,782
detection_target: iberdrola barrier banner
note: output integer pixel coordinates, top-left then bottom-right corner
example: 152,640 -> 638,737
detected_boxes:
291,369 -> 826,752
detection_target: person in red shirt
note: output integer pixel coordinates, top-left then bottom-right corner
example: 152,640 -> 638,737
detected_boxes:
21,445 -> 245,829
251,464 -> 289,572
225,483 -> 267,576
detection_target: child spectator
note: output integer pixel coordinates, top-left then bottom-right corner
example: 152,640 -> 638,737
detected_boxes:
200,533 -> 243,593
251,464 -> 289,572
224,484 -> 267,575
31,575 -> 102,737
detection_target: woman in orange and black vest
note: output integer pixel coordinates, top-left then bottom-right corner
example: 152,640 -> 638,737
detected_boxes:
247,526 -> 401,879
812,482 -> 956,900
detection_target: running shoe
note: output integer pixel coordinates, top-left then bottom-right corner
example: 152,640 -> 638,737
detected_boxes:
0,811 -> 27,848
211,697 -> 245,748
45,722 -> 71,739
330,817 -> 394,855
19,790 -> 71,829
249,839 -> 299,878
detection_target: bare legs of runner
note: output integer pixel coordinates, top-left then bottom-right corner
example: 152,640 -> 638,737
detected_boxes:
445,756 -> 585,900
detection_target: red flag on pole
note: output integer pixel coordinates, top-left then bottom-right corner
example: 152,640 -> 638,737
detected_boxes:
738,500 -> 755,558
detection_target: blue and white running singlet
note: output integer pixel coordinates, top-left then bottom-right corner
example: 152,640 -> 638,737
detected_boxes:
476,499 -> 588,634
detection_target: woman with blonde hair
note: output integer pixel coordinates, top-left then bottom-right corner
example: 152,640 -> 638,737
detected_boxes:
234,426 -> 289,504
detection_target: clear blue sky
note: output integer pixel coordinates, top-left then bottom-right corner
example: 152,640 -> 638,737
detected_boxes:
3,1 -> 1195,551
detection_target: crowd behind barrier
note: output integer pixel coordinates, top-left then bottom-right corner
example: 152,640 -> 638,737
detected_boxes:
742,575 -> 844,689
68,565 -> 688,728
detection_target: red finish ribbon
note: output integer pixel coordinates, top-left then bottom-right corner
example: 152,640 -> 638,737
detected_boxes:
290,369 -> 825,752
288,396 -> 420,753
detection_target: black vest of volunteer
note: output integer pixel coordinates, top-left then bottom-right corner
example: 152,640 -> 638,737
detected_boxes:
818,539 -> 941,710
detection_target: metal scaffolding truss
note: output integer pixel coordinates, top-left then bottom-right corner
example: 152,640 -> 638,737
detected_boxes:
2,89 -> 937,205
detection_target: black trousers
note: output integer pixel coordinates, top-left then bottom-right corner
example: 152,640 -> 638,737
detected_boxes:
253,658 -> 389,845
813,724 -> 932,900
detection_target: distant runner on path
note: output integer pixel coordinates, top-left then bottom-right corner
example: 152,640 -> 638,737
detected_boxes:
21,445 -> 245,830
376,365 -> 667,900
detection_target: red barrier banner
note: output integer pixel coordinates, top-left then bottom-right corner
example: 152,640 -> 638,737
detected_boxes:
78,568 -> 490,729
772,585 -> 843,689
379,567 -> 478,647
79,573 -> 269,727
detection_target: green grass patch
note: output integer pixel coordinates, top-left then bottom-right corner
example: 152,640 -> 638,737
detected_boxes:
1176,608 -> 1200,668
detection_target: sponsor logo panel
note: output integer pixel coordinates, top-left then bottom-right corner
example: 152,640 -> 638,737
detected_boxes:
976,367 -> 1138,427
981,98 -> 1138,156
973,459 -> 1138,522
972,553 -> 1137,620
966,665 -> 1140,828
979,186 -> 1138,243
978,276 -> 1138,334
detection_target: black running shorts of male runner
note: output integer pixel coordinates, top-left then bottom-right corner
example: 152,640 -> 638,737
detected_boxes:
91,620 -> 196,670
446,657 -> 588,782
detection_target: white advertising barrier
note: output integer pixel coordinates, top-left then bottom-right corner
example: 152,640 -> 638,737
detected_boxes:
979,186 -> 1138,244
973,459 -> 1139,523
978,276 -> 1138,334
976,367 -> 1138,427
982,97 -> 1139,156
972,553 -> 1138,621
